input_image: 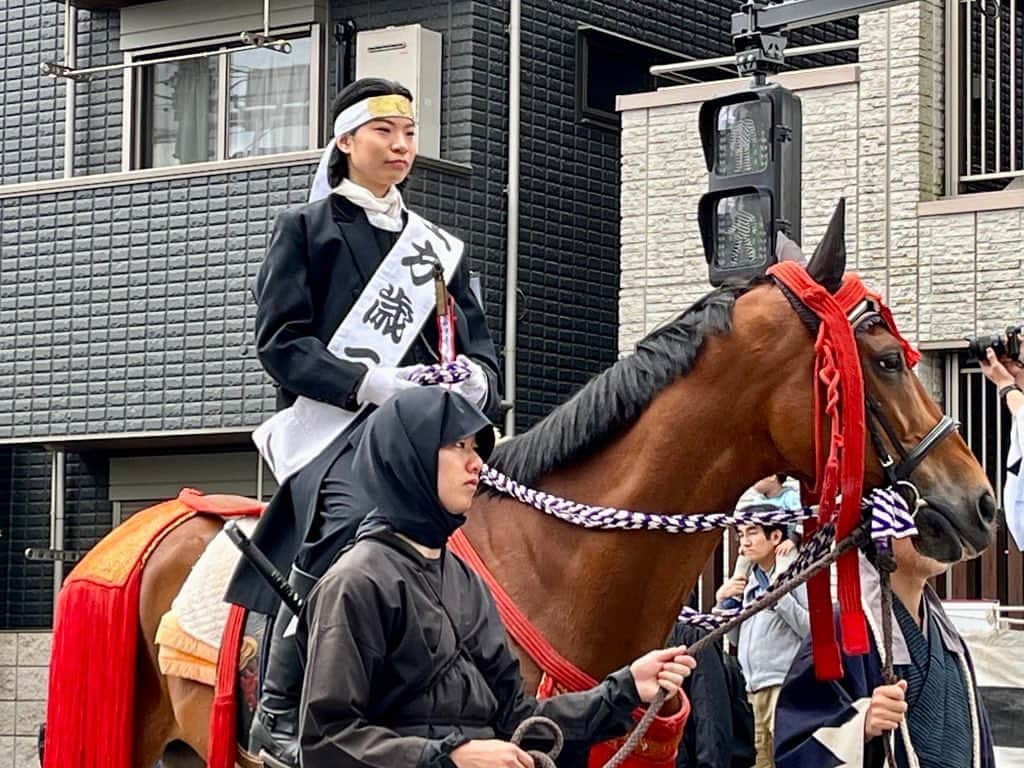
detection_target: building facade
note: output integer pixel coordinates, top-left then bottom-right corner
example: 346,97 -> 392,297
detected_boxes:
0,0 -> 855,762
618,0 -> 1024,611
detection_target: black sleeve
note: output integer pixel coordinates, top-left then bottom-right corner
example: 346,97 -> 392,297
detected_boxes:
448,258 -> 502,418
467,580 -> 639,746
254,209 -> 369,410
667,625 -> 733,768
298,571 -> 460,768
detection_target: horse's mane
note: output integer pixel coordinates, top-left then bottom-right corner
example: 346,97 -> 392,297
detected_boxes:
489,276 -> 770,485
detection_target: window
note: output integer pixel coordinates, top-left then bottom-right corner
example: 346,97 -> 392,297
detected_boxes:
131,29 -> 318,169
575,26 -> 684,131
140,54 -> 220,167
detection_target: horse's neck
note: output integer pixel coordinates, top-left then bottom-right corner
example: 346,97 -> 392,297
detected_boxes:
464,494 -> 720,683
465,381 -> 781,682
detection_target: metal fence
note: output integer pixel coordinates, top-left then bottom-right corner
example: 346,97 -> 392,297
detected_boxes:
948,0 -> 1024,193
941,352 -> 1024,605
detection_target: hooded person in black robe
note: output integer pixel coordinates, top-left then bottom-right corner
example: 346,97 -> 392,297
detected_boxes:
297,387 -> 696,768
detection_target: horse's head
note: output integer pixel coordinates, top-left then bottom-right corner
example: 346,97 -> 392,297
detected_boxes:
755,201 -> 995,564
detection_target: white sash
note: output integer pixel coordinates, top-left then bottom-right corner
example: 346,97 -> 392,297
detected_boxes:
253,211 -> 464,482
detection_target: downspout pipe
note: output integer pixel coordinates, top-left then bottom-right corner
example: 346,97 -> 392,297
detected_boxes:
502,0 -> 521,437
63,0 -> 76,179
51,449 -> 66,612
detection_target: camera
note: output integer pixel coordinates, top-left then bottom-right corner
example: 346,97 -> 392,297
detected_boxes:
966,325 -> 1023,362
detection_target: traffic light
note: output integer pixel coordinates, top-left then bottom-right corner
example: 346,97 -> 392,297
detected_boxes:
698,82 -> 802,285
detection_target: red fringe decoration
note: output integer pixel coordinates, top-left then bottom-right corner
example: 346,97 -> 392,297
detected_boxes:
768,264 -> 922,679
42,489 -> 264,768
42,570 -> 144,768
208,604 -> 247,768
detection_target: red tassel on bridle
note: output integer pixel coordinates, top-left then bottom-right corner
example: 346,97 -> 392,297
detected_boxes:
768,264 -> 921,680
768,262 -> 879,678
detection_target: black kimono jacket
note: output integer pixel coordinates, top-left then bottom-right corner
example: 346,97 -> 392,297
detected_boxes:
297,531 -> 642,768
225,196 -> 501,614
253,196 -> 500,415
774,555 -> 995,768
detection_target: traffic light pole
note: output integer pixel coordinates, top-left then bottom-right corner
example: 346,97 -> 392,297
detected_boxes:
697,0 -> 922,283
733,0 -> 918,36
730,0 -> 918,81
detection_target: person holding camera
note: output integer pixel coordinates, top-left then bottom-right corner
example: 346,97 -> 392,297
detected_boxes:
979,343 -> 1024,549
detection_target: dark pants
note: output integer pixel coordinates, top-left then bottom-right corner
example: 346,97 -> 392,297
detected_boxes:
226,420 -> 370,617
249,439 -> 372,764
294,445 -> 367,579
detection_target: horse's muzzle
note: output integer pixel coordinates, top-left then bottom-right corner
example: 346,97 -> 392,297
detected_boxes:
915,493 -> 995,563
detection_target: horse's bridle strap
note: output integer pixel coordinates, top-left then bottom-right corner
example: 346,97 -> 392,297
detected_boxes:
774,273 -> 959,488
899,415 -> 960,480
867,395 -> 960,483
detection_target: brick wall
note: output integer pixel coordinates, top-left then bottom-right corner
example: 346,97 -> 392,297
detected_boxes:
0,0 -> 857,614
1,0 -> 66,183
0,0 -> 860,437
0,448 -> 52,630
0,633 -> 50,768
617,0 -> 1024,606
617,2 -> 1024,354
73,8 -> 123,177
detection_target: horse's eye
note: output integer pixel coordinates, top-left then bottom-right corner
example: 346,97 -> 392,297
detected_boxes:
877,354 -> 903,373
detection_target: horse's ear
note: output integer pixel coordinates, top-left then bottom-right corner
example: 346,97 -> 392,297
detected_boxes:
807,198 -> 847,293
775,231 -> 806,265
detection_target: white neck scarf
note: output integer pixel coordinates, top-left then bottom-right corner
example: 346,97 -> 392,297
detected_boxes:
334,178 -> 406,232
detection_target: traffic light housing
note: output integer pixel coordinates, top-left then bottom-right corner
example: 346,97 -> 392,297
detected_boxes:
698,83 -> 802,285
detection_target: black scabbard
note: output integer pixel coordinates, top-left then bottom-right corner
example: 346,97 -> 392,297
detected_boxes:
223,520 -> 304,615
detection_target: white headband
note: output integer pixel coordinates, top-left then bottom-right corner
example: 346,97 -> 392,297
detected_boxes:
308,94 -> 415,203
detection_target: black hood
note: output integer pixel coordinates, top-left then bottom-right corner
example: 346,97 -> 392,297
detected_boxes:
353,388 -> 494,548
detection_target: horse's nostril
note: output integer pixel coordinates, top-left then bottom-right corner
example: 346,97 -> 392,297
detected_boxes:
978,492 -> 998,525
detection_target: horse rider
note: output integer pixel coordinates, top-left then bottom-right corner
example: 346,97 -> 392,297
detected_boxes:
298,387 -> 697,768
224,77 -> 501,767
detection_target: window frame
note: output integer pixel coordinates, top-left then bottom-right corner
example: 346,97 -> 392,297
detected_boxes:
575,24 -> 686,131
122,23 -> 323,172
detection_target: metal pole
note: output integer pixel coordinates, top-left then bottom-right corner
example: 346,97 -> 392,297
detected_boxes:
256,453 -> 265,502
62,0 -> 76,178
650,38 -> 861,77
996,2 -> 1002,173
732,0 -> 919,34
945,0 -> 962,195
1013,0 -> 1018,172
503,0 -> 521,437
968,0 -> 974,176
41,39 -> 290,81
50,449 -> 66,610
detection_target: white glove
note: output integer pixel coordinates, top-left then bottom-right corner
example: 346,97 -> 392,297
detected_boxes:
356,364 -> 421,407
449,355 -> 490,407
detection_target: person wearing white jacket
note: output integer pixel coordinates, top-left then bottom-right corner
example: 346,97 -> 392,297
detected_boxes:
979,345 -> 1024,549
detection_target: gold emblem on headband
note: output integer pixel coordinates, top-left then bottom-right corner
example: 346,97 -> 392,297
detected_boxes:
366,94 -> 415,120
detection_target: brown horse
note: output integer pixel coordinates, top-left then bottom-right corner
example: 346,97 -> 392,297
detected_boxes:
53,202 -> 995,767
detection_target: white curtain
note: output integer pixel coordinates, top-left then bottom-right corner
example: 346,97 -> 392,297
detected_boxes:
228,37 -> 310,158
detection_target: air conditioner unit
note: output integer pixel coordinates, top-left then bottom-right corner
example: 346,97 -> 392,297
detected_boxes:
355,25 -> 442,159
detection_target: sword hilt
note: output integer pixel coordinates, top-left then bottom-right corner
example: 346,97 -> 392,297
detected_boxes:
433,262 -> 448,317
24,548 -> 84,563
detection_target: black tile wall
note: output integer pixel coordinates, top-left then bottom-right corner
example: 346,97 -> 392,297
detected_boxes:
0,0 -> 854,626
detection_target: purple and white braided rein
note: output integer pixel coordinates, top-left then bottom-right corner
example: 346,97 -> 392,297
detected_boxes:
413,362 -> 917,628
410,358 -> 474,386
675,490 -> 915,629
